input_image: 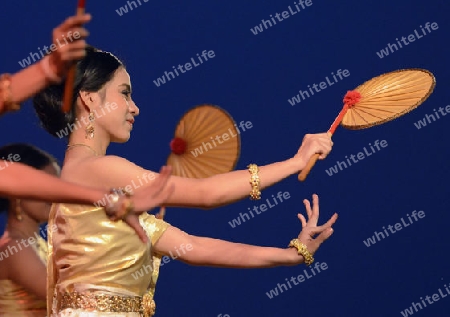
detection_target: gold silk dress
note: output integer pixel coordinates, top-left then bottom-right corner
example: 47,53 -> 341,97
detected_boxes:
0,230 -> 48,316
47,203 -> 170,317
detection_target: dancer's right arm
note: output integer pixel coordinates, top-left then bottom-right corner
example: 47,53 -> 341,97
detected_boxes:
0,161 -> 107,204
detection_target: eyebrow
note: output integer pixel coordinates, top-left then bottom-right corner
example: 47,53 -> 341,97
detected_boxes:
119,84 -> 132,92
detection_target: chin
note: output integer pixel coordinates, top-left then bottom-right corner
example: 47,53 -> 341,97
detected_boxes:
111,134 -> 131,143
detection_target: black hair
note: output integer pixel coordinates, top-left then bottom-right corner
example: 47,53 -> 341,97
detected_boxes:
33,46 -> 124,138
0,143 -> 59,211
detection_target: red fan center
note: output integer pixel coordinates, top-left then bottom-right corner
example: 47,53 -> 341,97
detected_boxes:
170,137 -> 187,155
343,90 -> 361,108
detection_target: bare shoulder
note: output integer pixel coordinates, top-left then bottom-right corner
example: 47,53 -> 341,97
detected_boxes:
89,155 -> 141,168
62,155 -> 154,189
89,155 -> 149,174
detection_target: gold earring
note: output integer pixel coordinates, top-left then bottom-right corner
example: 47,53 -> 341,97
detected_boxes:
15,199 -> 22,221
85,111 -> 95,139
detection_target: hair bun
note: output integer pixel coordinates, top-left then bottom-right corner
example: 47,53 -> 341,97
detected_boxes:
33,45 -> 123,139
33,83 -> 75,138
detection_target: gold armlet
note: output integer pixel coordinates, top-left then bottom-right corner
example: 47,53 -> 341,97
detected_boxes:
247,163 -> 261,200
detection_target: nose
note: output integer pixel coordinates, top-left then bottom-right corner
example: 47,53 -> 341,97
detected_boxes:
129,100 -> 140,116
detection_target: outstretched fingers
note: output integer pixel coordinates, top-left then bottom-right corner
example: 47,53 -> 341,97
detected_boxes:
314,227 -> 334,244
321,212 -> 338,227
150,166 -> 173,198
154,183 -> 175,206
305,194 -> 319,226
303,198 -> 312,220
310,213 -> 338,235
298,213 -> 307,228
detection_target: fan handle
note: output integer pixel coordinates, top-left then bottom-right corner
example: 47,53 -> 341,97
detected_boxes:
298,90 -> 361,182
62,0 -> 86,113
297,107 -> 348,181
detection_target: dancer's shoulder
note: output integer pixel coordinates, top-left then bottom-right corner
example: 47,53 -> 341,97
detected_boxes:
98,155 -> 142,168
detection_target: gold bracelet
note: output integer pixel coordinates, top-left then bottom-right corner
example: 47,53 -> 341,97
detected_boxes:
247,164 -> 261,200
0,74 -> 21,112
288,239 -> 314,266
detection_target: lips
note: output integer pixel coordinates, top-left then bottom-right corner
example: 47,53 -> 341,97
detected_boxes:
126,119 -> 135,125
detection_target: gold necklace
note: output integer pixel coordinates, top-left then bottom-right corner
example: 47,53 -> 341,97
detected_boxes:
66,143 -> 100,156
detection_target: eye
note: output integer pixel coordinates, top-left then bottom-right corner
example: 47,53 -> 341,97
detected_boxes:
122,90 -> 131,98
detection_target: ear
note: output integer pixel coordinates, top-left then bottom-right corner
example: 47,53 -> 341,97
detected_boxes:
78,91 -> 99,113
79,91 -> 94,111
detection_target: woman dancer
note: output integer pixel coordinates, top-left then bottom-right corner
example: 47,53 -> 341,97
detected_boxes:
0,14 -> 174,238
33,47 -> 337,316
33,46 -> 333,210
0,143 -> 61,316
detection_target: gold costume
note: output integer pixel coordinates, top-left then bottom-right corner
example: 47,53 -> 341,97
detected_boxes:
0,231 -> 48,316
47,204 -> 170,317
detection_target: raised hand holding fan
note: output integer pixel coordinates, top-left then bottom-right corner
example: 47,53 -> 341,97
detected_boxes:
298,68 -> 436,181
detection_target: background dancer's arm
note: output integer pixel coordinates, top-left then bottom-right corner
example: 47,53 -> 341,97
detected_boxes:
0,161 -> 107,205
0,238 -> 47,300
1,14 -> 91,115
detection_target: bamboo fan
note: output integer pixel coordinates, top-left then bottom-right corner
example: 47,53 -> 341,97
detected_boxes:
157,104 -> 241,218
298,68 -> 436,181
149,104 -> 241,307
165,104 -> 241,179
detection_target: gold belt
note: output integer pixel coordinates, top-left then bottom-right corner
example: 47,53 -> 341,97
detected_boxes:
60,291 -> 155,317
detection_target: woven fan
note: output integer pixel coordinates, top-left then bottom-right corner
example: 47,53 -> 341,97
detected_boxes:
298,68 -> 436,181
164,104 -> 241,179
156,104 -> 241,217
149,104 -> 241,302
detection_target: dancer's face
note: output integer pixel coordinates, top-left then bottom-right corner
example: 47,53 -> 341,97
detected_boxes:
87,67 -> 140,143
20,162 -> 60,223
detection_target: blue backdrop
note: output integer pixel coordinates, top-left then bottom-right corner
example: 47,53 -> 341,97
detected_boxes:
1,0 -> 449,316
